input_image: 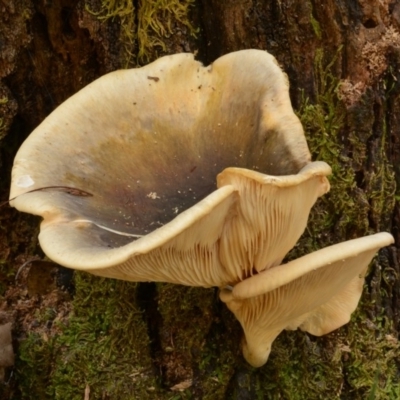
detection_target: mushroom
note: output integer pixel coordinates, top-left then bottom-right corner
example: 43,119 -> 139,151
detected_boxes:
9,50 -> 330,287
219,232 -> 394,367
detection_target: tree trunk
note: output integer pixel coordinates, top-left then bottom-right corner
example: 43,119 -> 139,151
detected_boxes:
1,0 -> 400,399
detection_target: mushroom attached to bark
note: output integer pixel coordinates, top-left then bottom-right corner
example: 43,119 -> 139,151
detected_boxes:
9,50 -> 329,287
220,232 -> 394,367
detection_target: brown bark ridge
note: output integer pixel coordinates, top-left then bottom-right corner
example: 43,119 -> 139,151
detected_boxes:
1,0 -> 399,399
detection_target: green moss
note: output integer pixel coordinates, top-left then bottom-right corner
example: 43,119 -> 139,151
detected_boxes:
294,50 -> 362,257
255,305 -> 400,399
17,333 -> 54,399
344,308 -> 400,399
157,284 -> 215,355
156,284 -> 238,397
308,1 -> 321,39
86,0 -> 197,67
294,47 -> 394,255
17,273 -> 157,400
363,111 -> 396,231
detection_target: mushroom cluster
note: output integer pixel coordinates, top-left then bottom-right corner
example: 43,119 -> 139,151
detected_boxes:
9,50 -> 393,367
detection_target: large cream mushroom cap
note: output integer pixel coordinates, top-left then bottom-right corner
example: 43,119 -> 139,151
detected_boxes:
220,232 -> 394,367
10,162 -> 330,287
9,50 -> 328,286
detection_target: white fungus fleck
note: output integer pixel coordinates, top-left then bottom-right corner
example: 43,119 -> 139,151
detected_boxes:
16,175 -> 35,188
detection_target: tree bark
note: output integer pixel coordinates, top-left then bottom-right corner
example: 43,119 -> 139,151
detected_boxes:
1,0 -> 400,399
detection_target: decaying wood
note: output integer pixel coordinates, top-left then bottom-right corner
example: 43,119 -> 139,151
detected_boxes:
1,0 -> 399,398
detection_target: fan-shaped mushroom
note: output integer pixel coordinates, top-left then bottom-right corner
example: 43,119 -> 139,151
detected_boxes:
220,232 -> 394,367
9,50 -> 329,287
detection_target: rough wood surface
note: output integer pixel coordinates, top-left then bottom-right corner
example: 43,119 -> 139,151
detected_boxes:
1,0 -> 399,398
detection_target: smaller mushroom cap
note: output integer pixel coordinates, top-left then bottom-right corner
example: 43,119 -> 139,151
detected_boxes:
220,232 -> 394,367
217,161 -> 331,280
